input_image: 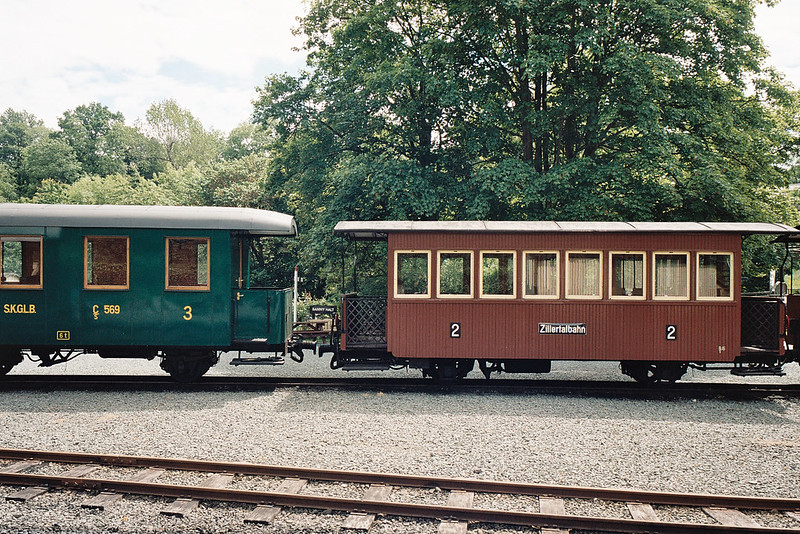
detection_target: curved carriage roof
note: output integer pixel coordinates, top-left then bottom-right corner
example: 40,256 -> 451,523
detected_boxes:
334,220 -> 798,240
0,204 -> 297,236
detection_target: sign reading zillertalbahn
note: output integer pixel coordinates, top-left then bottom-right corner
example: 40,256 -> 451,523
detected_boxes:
538,323 -> 587,335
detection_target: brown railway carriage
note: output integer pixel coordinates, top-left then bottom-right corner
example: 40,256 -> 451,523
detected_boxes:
332,221 -> 799,382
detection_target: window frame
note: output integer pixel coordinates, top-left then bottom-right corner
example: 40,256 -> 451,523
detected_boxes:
522,250 -> 559,299
696,251 -> 734,301
84,235 -> 130,291
393,250 -> 431,299
608,251 -> 646,300
565,251 -> 603,300
652,251 -> 691,301
436,250 -> 474,299
479,250 -> 517,299
0,235 -> 43,290
165,237 -> 211,292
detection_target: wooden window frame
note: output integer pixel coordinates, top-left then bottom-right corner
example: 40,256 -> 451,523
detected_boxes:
393,250 -> 431,299
0,235 -> 43,290
436,250 -> 474,299
565,251 -> 603,300
696,252 -> 734,301
652,252 -> 690,301
84,236 -> 130,291
522,250 -> 559,299
479,250 -> 517,299
165,237 -> 211,292
608,251 -> 646,300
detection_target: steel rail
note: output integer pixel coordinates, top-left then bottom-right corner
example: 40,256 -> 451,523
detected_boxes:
0,448 -> 797,511
1,375 -> 798,398
0,471 -> 796,534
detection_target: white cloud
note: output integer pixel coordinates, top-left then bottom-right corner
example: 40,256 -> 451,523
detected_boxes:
755,1 -> 800,88
1,0 -> 306,132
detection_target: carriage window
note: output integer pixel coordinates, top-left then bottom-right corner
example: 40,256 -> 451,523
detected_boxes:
438,251 -> 472,298
395,251 -> 430,297
480,251 -> 515,298
85,236 -> 129,289
698,253 -> 732,299
524,252 -> 558,298
610,253 -> 644,298
654,253 -> 689,299
1,236 -> 42,289
566,252 -> 601,298
166,238 -> 210,290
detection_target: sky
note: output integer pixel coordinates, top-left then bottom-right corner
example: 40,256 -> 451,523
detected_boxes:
1,0 -> 798,135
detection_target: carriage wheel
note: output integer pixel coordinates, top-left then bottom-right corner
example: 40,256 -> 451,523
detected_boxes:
160,350 -> 218,383
623,362 -> 660,384
423,359 -> 474,381
621,361 -> 687,384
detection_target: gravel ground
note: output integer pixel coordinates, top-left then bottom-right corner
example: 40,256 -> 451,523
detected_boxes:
1,353 -> 799,533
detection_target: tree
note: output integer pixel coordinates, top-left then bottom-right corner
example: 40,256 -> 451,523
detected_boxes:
0,108 -> 49,197
139,99 -> 222,169
0,163 -> 18,201
107,123 -> 166,179
20,136 -> 82,195
253,0 -> 800,298
222,123 -> 272,160
56,102 -> 128,176
446,0 -> 800,222
0,109 -> 47,171
203,154 -> 271,208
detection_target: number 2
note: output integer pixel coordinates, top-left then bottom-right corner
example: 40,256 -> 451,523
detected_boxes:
450,322 -> 461,338
666,325 -> 677,340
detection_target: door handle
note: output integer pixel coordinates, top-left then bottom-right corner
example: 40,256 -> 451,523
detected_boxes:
236,292 -> 243,301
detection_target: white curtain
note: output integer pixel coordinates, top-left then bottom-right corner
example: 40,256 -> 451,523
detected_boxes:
655,255 -> 687,297
526,254 -> 557,296
698,255 -> 729,297
568,254 -> 600,296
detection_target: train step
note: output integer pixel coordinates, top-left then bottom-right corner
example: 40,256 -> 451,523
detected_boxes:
730,365 -> 785,377
229,356 -> 285,366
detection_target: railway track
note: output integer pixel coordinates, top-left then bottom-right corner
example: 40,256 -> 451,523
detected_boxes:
0,374 -> 798,399
0,448 -> 798,533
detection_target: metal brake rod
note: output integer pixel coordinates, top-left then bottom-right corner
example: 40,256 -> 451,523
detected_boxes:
0,448 -> 797,511
0,472 -> 795,534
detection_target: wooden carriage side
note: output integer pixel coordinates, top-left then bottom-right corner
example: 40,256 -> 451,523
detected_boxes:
334,221 -> 797,378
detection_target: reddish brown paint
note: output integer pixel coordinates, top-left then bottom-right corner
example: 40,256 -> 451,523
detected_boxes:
386,232 -> 742,363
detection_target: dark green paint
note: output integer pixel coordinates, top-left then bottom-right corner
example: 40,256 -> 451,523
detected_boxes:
232,288 -> 292,344
0,226 -> 292,352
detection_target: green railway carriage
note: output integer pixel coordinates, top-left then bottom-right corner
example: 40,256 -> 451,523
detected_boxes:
0,204 -> 297,381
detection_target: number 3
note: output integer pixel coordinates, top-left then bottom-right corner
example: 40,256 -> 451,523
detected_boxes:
183,306 -> 193,321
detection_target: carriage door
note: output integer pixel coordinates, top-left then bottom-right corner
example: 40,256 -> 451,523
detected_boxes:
232,237 -> 268,341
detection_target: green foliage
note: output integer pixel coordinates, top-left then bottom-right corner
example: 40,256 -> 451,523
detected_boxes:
152,164 -> 207,206
30,179 -> 70,204
0,109 -> 47,171
140,99 -> 223,169
20,136 -> 82,194
0,163 -> 18,202
203,154 -> 271,208
222,123 -> 272,160
56,102 -> 128,176
250,0 -> 800,299
65,174 -> 172,205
